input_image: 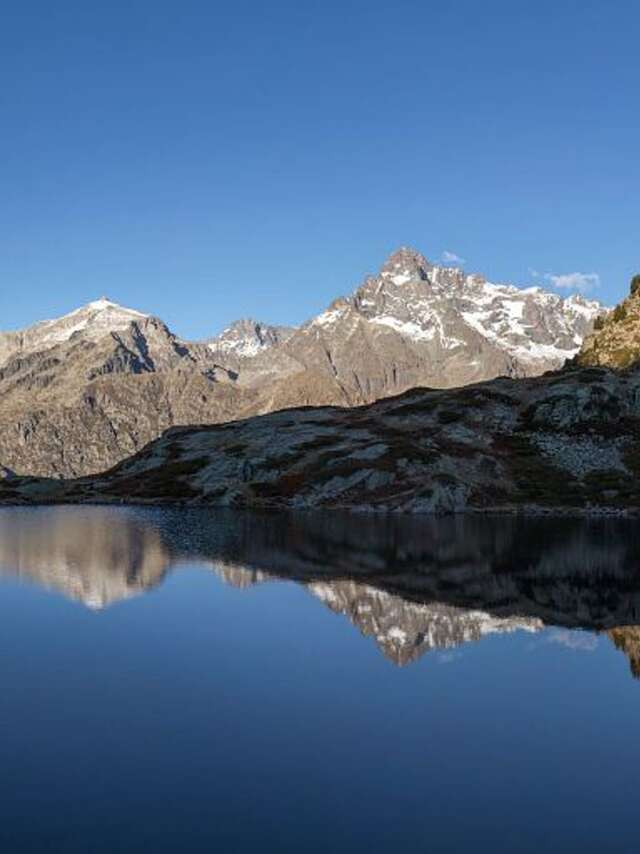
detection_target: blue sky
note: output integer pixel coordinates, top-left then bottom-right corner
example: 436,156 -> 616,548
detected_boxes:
1,0 -> 638,338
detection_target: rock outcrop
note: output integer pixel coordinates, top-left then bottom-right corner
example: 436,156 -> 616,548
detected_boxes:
577,274 -> 640,369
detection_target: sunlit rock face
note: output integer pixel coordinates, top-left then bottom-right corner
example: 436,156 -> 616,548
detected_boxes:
0,298 -> 254,479
578,277 -> 640,370
0,507 -> 638,675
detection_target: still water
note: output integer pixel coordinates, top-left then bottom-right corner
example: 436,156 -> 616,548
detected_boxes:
0,506 -> 638,853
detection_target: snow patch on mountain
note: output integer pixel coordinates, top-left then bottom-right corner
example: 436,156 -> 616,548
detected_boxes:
208,318 -> 294,358
0,297 -> 149,364
344,249 -> 606,371
370,315 -> 436,341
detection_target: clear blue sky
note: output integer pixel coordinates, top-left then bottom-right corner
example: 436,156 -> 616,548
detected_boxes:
2,0 -> 638,338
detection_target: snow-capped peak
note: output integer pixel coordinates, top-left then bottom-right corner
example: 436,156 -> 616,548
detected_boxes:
31,297 -> 148,345
84,295 -> 144,314
379,246 -> 434,284
0,297 -> 150,362
73,296 -> 146,318
207,318 -> 295,358
307,246 -> 607,376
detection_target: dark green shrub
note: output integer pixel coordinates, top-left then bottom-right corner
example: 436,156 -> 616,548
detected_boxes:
630,274 -> 640,297
613,303 -> 628,323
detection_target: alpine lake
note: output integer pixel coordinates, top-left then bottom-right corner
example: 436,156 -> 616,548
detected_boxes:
0,506 -> 638,853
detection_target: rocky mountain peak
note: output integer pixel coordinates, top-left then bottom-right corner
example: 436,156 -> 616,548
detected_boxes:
0,297 -> 150,366
74,296 -> 146,316
379,246 -> 434,283
207,318 -> 295,358
90,295 -> 116,307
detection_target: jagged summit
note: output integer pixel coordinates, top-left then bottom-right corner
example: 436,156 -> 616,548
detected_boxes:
306,245 -> 606,380
208,318 -> 295,358
380,246 -> 434,282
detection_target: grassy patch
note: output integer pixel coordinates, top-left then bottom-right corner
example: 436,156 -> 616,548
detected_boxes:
494,434 -> 583,506
104,457 -> 209,500
386,400 -> 432,417
436,408 -> 463,424
251,472 -> 308,500
223,442 -> 248,457
496,434 -> 640,508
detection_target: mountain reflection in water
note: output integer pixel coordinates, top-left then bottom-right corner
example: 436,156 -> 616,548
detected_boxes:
0,505 -> 639,676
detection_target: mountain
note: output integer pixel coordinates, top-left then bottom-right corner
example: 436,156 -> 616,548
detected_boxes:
0,297 -> 148,364
207,318 -> 295,360
0,298 -> 259,477
6,352 -> 640,513
0,248 -> 605,477
228,247 -> 605,404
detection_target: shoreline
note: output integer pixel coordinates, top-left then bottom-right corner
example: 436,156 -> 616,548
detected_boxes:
0,497 -> 637,518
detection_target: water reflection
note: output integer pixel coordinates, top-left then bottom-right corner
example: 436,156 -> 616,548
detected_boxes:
0,506 -> 639,675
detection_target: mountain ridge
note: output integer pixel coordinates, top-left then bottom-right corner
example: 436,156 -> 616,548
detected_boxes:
5,357 -> 640,515
0,247 -> 606,477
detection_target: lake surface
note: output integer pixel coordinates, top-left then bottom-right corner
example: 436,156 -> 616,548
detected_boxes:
0,506 -> 638,853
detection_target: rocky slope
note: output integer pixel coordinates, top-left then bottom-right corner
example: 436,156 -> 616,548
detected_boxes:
0,298 -> 261,477
0,249 -> 604,478
577,275 -> 640,369
5,354 -> 640,514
